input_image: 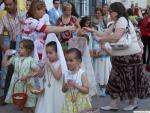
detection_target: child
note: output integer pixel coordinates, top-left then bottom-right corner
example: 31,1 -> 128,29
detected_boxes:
62,48 -> 92,113
93,41 -> 112,97
35,37 -> 67,113
2,39 -> 39,113
22,1 -> 76,62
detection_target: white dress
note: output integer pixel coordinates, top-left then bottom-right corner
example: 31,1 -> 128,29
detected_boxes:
68,36 -> 97,97
81,45 -> 97,97
94,43 -> 112,85
35,60 -> 64,113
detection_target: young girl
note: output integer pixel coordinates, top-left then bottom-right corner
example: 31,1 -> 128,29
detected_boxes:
62,48 -> 92,113
93,41 -> 112,97
35,38 -> 67,113
2,39 -> 39,113
68,35 -> 97,98
91,12 -> 112,96
22,1 -> 76,61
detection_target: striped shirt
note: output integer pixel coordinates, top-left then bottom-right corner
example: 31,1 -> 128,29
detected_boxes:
0,10 -> 26,39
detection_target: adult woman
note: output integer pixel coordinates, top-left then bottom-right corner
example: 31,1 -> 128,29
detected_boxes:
91,8 -> 107,29
56,2 -> 80,51
84,2 -> 150,111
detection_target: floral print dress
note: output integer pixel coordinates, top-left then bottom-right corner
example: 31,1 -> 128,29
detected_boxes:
5,55 -> 38,107
62,69 -> 92,113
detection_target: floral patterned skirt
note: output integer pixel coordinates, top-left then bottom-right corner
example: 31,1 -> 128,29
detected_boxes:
62,91 -> 92,113
106,53 -> 150,100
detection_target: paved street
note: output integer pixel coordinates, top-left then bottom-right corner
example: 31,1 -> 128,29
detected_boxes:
0,71 -> 150,113
0,95 -> 150,113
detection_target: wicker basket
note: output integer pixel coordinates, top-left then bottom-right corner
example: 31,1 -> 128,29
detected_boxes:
12,79 -> 27,108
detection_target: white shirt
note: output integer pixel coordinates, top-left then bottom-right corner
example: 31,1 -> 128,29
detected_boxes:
110,17 -> 141,56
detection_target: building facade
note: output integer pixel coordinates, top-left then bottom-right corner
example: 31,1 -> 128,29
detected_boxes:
43,0 -> 148,16
61,0 -> 107,16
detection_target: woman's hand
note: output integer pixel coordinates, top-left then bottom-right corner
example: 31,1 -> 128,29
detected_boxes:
68,25 -> 77,32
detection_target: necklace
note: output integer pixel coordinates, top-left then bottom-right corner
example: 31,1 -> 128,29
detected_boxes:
70,70 -> 79,103
46,61 -> 57,88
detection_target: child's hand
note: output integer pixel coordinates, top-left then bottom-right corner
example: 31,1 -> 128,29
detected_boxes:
63,83 -> 69,89
68,25 -> 77,32
62,83 -> 69,92
68,80 -> 76,88
19,76 -> 28,81
46,58 -> 51,67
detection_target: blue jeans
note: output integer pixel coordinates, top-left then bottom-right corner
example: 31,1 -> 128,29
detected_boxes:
2,36 -> 10,48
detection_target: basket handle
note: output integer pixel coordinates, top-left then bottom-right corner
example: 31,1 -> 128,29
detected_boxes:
12,79 -> 27,95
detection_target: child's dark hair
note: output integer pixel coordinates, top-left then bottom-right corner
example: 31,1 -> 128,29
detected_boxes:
46,41 -> 57,52
20,39 -> 34,55
67,48 -> 82,62
80,16 -> 92,28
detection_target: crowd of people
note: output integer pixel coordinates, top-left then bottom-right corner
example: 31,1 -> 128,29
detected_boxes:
0,0 -> 150,113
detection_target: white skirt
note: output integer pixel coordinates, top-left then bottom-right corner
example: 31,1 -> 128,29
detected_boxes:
94,56 -> 112,85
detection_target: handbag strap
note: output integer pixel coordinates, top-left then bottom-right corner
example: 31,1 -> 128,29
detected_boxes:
112,17 -> 130,34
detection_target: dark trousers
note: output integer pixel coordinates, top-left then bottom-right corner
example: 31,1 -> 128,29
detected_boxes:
4,64 -> 14,99
141,36 -> 150,65
0,49 -> 2,71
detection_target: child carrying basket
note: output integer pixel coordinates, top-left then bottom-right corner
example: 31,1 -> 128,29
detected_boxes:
2,39 -> 40,113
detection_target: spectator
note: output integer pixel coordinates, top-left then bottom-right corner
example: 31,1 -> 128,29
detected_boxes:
102,4 -> 111,25
48,0 -> 62,25
140,7 -> 150,71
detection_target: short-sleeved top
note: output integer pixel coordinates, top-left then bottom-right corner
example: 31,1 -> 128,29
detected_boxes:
56,16 -> 77,43
8,55 -> 38,77
0,10 -> 26,36
39,14 -> 50,25
22,17 -> 47,41
109,17 -> 141,56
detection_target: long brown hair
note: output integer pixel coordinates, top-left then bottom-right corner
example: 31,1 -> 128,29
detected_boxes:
27,0 -> 46,18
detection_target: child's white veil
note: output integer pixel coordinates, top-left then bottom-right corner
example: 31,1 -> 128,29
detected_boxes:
42,33 -> 68,77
